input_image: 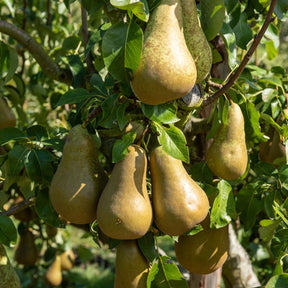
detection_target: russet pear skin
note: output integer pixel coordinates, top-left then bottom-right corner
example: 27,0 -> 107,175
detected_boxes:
206,102 -> 248,180
130,0 -> 197,105
114,240 -> 149,288
0,97 -> 16,129
150,146 -> 209,236
97,145 -> 153,240
14,230 -> 38,266
181,0 -> 212,83
49,124 -> 108,224
0,244 -> 21,288
174,216 -> 229,274
44,255 -> 62,287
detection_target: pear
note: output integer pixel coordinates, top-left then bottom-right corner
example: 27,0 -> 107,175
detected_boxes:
14,229 -> 38,266
130,0 -> 197,105
49,124 -> 108,224
114,240 -> 149,288
206,102 -> 248,180
174,216 -> 229,274
0,97 -> 16,130
60,249 -> 75,271
44,255 -> 62,287
45,223 -> 58,238
13,196 -> 34,222
0,243 -> 21,288
97,145 -> 153,240
150,146 -> 209,236
181,0 -> 212,83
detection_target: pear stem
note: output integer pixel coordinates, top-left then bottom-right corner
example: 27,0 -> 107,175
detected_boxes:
203,0 -> 278,107
0,197 -> 36,217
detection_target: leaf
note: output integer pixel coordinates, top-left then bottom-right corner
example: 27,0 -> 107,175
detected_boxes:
0,41 -> 18,83
210,180 -> 236,228
0,127 -> 26,145
8,145 -> 29,176
0,214 -> 17,246
102,21 -> 142,82
110,0 -> 149,22
99,94 -> 119,128
147,256 -> 189,288
274,0 -> 288,19
232,13 -> 253,49
265,274 -> 288,288
56,88 -> 92,106
184,224 -> 203,236
35,188 -> 65,228
141,102 -> 180,124
271,229 -> 288,258
112,131 -> 137,163
67,54 -> 86,88
279,165 -> 288,191
152,122 -> 189,163
236,183 -> 264,231
26,125 -> 49,141
200,0 -> 226,41
259,219 -> 281,243
138,232 -> 158,262
1,0 -> 15,17
117,100 -> 130,130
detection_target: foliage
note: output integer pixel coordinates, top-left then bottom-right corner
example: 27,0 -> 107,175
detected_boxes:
0,0 -> 288,287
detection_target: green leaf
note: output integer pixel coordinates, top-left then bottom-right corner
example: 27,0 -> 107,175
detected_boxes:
0,41 -> 18,83
117,101 -> 130,130
35,188 -> 65,228
67,54 -> 86,88
0,214 -> 17,246
24,150 -> 42,182
102,21 -> 142,82
112,131 -> 137,163
152,122 -> 189,163
236,183 -> 264,231
279,165 -> 288,191
1,0 -> 15,17
110,0 -> 149,22
26,125 -> 49,141
7,145 -> 29,176
0,127 -> 26,145
141,102 -> 180,124
232,13 -> 253,49
200,0 -> 225,41
265,274 -> 288,288
99,94 -> 119,128
138,232 -> 158,262
271,229 -> 288,258
274,0 -> 288,19
210,180 -> 236,228
56,88 -> 92,106
184,224 -> 203,236
147,256 -> 189,288
259,219 -> 281,243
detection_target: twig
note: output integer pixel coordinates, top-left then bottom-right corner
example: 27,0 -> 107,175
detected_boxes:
203,0 -> 278,106
81,5 -> 96,75
0,197 -> 36,217
0,20 -> 73,85
83,106 -> 103,127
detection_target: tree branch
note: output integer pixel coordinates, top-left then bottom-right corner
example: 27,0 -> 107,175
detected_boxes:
0,197 -> 36,217
0,20 -> 72,85
203,0 -> 278,106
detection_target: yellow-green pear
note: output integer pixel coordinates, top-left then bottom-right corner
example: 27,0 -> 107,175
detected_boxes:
114,240 -> 149,288
150,146 -> 209,236
206,102 -> 248,180
14,229 -> 38,266
44,255 -> 62,287
181,0 -> 212,83
0,243 -> 21,288
49,124 -> 108,224
174,216 -> 229,274
0,97 -> 16,129
60,249 -> 75,271
130,0 -> 197,105
97,145 -> 153,240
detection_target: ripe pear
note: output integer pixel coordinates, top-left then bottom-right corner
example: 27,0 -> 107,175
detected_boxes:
150,146 -> 209,236
130,0 -> 197,105
49,124 -> 108,224
114,240 -> 149,288
44,255 -> 62,287
0,97 -> 16,130
60,249 -> 75,271
14,229 -> 38,266
13,196 -> 34,222
97,145 -> 153,240
0,243 -> 21,288
174,216 -> 229,274
206,102 -> 248,180
181,0 -> 212,83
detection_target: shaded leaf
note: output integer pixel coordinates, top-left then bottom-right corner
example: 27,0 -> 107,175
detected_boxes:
138,232 -> 158,262
56,88 -> 92,106
265,273 -> 288,288
0,127 -> 26,145
0,214 -> 17,246
8,145 -> 29,176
